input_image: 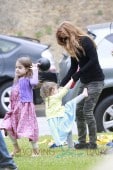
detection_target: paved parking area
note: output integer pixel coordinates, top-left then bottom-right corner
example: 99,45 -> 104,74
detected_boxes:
0,117 -> 77,137
37,117 -> 77,136
36,104 -> 78,136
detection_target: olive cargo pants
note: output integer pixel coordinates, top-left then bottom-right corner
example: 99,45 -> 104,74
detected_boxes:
76,81 -> 104,144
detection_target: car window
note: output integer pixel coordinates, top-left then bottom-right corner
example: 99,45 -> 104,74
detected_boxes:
0,39 -> 18,53
105,33 -> 113,43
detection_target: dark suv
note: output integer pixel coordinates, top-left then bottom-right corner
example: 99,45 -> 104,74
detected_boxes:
59,22 -> 113,132
0,34 -> 57,117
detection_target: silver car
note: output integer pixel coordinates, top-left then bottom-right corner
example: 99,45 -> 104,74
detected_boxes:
59,22 -> 113,132
0,35 -> 57,117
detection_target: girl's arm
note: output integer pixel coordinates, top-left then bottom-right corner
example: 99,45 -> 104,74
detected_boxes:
30,63 -> 39,86
56,78 -> 74,99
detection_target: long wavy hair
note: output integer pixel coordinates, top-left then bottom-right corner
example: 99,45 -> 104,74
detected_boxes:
56,21 -> 96,61
14,56 -> 32,83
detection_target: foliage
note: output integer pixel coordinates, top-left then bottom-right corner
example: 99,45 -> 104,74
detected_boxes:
35,31 -> 44,39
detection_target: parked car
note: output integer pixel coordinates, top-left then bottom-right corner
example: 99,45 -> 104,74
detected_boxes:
59,22 -> 113,132
0,34 -> 57,117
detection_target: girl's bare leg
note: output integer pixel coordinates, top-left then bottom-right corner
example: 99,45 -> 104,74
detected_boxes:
30,141 -> 39,157
8,132 -> 21,156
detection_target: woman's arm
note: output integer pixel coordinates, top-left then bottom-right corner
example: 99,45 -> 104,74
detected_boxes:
60,57 -> 78,86
64,78 -> 74,89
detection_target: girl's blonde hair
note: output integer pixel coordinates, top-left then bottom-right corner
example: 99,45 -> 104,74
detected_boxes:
14,56 -> 32,83
56,21 -> 96,61
40,81 -> 57,106
40,81 -> 57,99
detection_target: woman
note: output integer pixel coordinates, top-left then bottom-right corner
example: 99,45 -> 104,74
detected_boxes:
56,21 -> 104,149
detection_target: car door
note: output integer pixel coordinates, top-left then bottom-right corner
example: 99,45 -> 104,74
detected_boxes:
0,41 -> 5,74
97,33 -> 113,69
0,54 -> 4,75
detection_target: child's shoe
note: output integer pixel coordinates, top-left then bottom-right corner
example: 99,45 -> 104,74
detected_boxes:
49,143 -> 62,148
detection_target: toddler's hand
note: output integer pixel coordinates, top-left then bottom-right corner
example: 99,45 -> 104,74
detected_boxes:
82,88 -> 88,97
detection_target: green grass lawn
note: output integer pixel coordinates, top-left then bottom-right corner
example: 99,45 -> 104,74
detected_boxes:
5,135 -> 106,170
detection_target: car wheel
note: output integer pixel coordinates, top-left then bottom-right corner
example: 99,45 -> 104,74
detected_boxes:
0,82 -> 12,117
94,95 -> 113,132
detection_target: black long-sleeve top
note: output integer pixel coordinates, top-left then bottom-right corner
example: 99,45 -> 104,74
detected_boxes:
60,36 -> 104,86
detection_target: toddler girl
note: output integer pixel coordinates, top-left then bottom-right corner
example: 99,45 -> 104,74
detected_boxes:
40,79 -> 88,148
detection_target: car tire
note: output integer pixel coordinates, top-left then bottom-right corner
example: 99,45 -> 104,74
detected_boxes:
94,95 -> 113,132
0,81 -> 12,118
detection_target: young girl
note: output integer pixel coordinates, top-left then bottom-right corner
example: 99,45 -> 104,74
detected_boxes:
0,56 -> 39,157
40,79 -> 88,148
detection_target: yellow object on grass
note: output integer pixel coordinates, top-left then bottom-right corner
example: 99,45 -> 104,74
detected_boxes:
97,134 -> 113,145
